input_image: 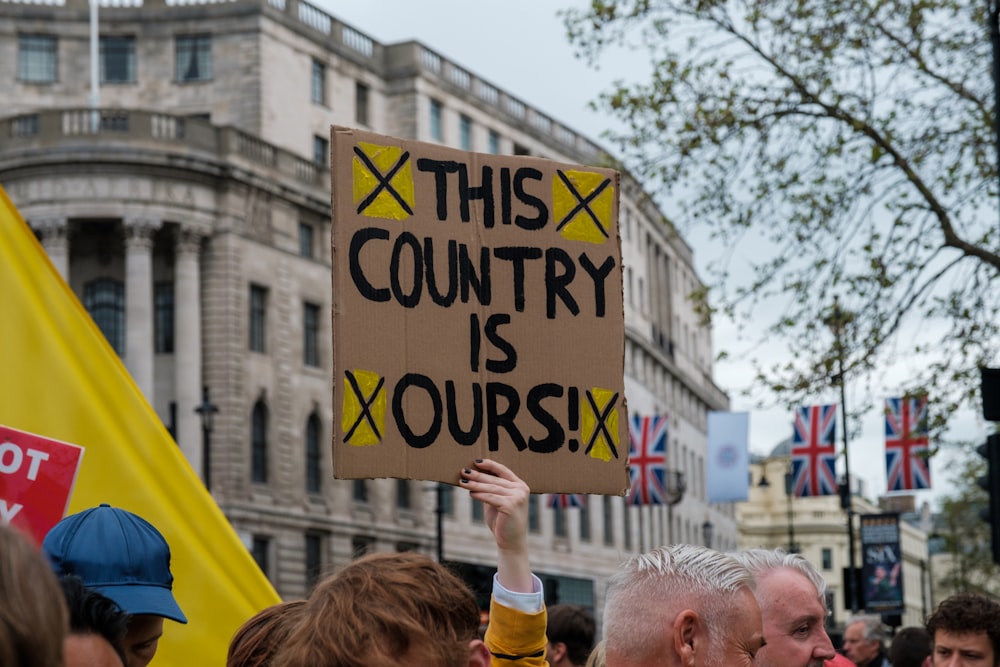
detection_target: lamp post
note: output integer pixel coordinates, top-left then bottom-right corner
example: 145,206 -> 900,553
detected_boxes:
194,385 -> 218,491
436,482 -> 445,563
758,460 -> 797,553
702,519 -> 714,548
665,470 -> 686,544
783,469 -> 797,554
825,297 -> 858,613
991,0 -> 1000,234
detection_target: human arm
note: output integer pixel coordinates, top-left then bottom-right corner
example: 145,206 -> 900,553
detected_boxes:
460,459 -> 547,667
460,458 -> 533,593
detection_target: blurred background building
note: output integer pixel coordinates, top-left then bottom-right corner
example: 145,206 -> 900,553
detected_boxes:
742,441 -> 940,638
0,0 -> 733,617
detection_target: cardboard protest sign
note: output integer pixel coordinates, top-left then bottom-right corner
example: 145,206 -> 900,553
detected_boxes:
0,425 -> 84,544
331,126 -> 630,495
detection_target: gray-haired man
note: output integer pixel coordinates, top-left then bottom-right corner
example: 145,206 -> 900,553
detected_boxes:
732,549 -> 837,667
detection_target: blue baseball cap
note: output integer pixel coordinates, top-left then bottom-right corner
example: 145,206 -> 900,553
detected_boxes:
42,504 -> 187,623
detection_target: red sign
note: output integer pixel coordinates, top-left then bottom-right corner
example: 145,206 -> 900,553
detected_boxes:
0,425 -> 84,544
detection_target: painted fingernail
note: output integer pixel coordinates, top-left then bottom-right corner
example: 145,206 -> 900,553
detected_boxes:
474,458 -> 483,463
463,468 -> 472,474
460,479 -> 469,484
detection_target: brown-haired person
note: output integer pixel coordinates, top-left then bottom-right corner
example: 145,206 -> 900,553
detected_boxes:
889,627 -> 932,667
0,522 -> 69,667
547,604 -> 596,667
269,459 -> 546,667
926,593 -> 1000,667
227,599 -> 306,667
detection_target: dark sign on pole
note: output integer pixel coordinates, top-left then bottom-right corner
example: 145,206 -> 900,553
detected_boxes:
860,513 -> 905,615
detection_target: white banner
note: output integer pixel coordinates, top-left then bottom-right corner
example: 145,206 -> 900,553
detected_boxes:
706,411 -> 750,503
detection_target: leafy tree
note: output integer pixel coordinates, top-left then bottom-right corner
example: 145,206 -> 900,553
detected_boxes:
933,450 -> 1000,597
563,0 -> 1000,429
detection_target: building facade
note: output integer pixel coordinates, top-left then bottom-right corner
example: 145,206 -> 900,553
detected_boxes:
0,0 -> 732,616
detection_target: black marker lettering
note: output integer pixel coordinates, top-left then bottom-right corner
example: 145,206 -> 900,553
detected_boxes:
349,227 -> 390,302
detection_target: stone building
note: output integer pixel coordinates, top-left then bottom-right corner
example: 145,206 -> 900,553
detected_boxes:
0,0 -> 732,617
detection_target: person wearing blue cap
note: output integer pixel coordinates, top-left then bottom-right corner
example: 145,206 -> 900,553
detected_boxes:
42,503 -> 187,667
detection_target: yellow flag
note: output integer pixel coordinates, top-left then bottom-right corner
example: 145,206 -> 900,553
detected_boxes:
0,185 -> 280,665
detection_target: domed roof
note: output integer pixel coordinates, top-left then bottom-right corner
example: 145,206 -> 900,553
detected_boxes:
769,437 -> 793,457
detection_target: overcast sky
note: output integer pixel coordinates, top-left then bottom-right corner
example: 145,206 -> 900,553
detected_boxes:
318,0 -> 974,508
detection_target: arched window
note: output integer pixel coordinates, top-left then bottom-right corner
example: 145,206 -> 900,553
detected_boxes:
305,412 -> 321,494
251,400 -> 268,484
83,278 -> 125,354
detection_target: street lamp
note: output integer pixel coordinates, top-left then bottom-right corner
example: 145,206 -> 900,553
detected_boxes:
665,470 -> 686,544
702,520 -> 714,548
783,469 -> 797,554
824,296 -> 859,613
757,461 -> 797,553
436,482 -> 445,563
194,385 -> 218,491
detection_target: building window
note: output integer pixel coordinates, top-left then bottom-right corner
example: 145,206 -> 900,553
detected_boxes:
298,222 -> 314,258
305,532 -> 323,589
175,34 -> 211,82
459,114 -> 472,150
352,535 -> 374,558
18,34 -> 57,83
821,547 -> 833,570
249,284 -> 267,352
154,282 -> 174,354
488,129 -> 500,154
579,499 -> 591,542
313,135 -> 329,167
100,36 -> 135,84
305,412 -> 321,494
602,497 -> 614,545
553,505 -> 567,537
251,400 -> 268,483
311,58 -> 325,105
355,81 -> 369,126
303,302 -> 320,367
471,499 -> 484,522
396,479 -> 411,509
429,98 -> 443,141
438,483 -> 454,517
251,535 -> 270,578
83,278 -> 125,355
352,479 -> 368,503
528,495 -> 540,533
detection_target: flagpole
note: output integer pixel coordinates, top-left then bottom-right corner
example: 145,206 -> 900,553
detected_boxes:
828,296 -> 859,614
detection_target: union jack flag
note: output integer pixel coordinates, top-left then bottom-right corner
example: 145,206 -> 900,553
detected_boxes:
790,404 -> 838,497
885,395 -> 931,491
546,494 -> 587,509
627,414 -> 668,506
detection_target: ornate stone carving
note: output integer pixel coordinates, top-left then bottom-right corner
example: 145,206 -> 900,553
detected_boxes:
123,217 -> 160,250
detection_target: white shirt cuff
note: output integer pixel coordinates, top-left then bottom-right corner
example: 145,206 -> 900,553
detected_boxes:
492,573 -> 544,613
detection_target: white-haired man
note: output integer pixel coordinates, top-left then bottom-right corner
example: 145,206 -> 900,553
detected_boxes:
732,549 -> 837,667
603,544 -> 766,667
843,614 -> 890,667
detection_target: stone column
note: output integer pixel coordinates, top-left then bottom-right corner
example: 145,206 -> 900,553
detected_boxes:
124,217 -> 158,399
175,227 -> 203,478
33,218 -> 70,280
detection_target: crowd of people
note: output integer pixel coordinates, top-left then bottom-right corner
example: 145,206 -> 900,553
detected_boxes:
2,460 -> 1000,667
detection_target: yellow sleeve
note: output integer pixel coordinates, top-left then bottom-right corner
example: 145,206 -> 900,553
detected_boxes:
485,596 -> 548,667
